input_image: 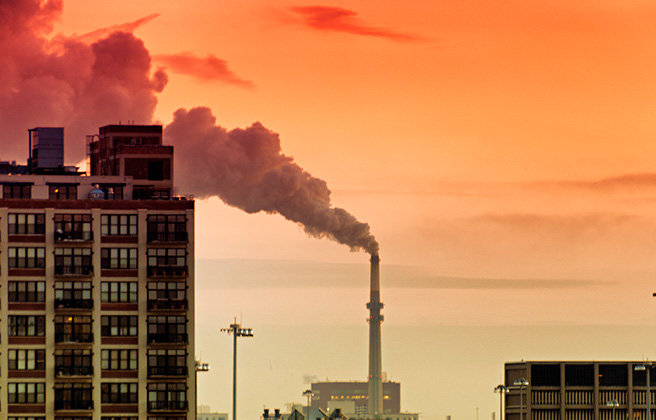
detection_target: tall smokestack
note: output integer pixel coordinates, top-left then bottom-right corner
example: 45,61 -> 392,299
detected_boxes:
367,255 -> 384,418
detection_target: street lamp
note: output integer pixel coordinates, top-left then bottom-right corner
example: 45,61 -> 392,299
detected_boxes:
513,378 -> 529,420
195,360 -> 210,415
303,389 -> 313,420
606,399 -> 619,420
635,364 -> 652,420
221,319 -> 254,420
494,384 -> 508,420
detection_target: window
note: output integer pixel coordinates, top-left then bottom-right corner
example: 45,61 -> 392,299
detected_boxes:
98,185 -> 124,200
101,248 -> 137,269
147,316 -> 187,343
54,247 -> 92,275
3,183 -> 31,199
101,316 -> 138,337
147,214 -> 187,242
55,349 -> 93,376
8,281 -> 45,302
8,349 -> 45,370
147,248 -> 186,267
101,214 -> 137,236
8,382 -> 45,404
101,383 -> 138,404
8,213 -> 45,234
147,282 -> 186,300
101,282 -> 137,303
54,315 -> 93,343
9,417 -> 45,420
56,417 -> 92,420
8,247 -> 45,268
49,184 -> 77,200
101,417 -> 137,420
147,349 -> 187,376
101,349 -> 137,371
8,316 -> 45,336
54,383 -> 93,410
55,281 -> 92,303
147,382 -> 187,410
54,214 -> 92,241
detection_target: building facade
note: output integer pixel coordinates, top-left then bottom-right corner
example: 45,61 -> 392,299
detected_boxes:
311,381 -> 403,419
0,125 -> 195,420
506,361 -> 656,420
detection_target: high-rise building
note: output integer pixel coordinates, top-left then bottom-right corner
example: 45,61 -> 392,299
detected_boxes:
0,125 -> 195,420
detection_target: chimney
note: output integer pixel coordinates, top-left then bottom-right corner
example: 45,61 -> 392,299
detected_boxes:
367,255 -> 384,418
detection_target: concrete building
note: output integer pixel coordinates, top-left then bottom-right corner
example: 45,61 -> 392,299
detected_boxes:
0,125 -> 195,420
505,361 -> 656,420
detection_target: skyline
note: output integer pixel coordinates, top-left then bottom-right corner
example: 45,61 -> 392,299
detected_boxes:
4,1 -> 656,419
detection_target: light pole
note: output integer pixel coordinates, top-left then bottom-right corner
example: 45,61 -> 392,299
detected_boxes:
513,378 -> 529,420
606,399 -> 619,420
303,389 -> 313,420
195,360 -> 210,416
221,319 -> 254,420
635,364 -> 652,420
494,384 -> 508,420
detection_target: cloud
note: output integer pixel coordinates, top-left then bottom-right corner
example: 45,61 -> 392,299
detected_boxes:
154,52 -> 254,87
73,13 -> 160,44
288,6 -> 427,42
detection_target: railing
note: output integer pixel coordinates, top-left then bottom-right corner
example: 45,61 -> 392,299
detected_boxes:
634,390 -> 656,405
565,390 -> 594,405
55,298 -> 94,309
148,400 -> 188,411
55,231 -> 93,242
599,390 -> 627,405
55,265 -> 93,276
148,299 -> 188,310
532,390 -> 560,406
55,399 -> 94,410
147,231 -> 188,243
565,410 -> 593,420
147,366 -> 189,377
600,409 -> 627,420
55,365 -> 94,376
55,332 -> 94,343
532,410 -> 560,420
147,333 -> 188,344
147,266 -> 188,278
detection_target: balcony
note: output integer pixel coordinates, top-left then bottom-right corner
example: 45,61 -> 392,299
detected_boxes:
55,265 -> 94,277
148,231 -> 188,243
148,299 -> 188,311
55,332 -> 94,343
55,365 -> 94,377
148,400 -> 188,411
148,333 -> 188,344
55,399 -> 94,410
147,266 -> 188,278
147,366 -> 189,377
55,230 -> 93,242
55,298 -> 94,310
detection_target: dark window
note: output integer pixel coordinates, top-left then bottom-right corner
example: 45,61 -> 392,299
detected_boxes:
147,315 -> 187,343
8,382 -> 45,404
147,248 -> 186,267
101,316 -> 138,337
101,214 -> 137,236
8,281 -> 45,302
49,184 -> 77,200
54,214 -> 92,241
101,383 -> 138,404
3,184 -> 31,199
8,247 -> 45,268
147,349 -> 187,376
101,417 -> 137,420
101,282 -> 138,303
101,248 -> 137,269
147,282 -> 186,300
54,247 -> 92,275
633,365 -> 656,387
8,349 -> 45,370
8,316 -> 45,336
8,213 -> 45,234
55,349 -> 93,376
148,161 -> 164,181
565,364 -> 594,387
531,364 -> 560,387
54,315 -> 93,343
101,349 -> 137,371
54,383 -> 93,410
99,185 -> 124,200
55,281 -> 92,300
147,214 -> 187,242
9,417 -> 46,420
599,364 -> 628,387
147,382 -> 187,410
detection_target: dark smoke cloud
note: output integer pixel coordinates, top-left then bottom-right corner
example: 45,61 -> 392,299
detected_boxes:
154,52 -> 254,87
0,0 -> 165,163
166,107 -> 380,255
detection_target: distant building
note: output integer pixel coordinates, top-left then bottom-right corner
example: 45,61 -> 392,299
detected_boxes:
506,361 -> 655,420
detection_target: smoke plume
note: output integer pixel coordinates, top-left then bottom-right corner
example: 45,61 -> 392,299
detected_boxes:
166,107 -> 380,255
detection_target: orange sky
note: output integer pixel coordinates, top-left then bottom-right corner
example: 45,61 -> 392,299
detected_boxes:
43,1 -> 656,419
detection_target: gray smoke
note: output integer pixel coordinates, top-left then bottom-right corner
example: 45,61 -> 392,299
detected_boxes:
166,107 -> 379,256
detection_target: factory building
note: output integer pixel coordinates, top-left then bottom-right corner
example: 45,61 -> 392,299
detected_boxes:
0,125 -> 195,420
505,361 -> 656,420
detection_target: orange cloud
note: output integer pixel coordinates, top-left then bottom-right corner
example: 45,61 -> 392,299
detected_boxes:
153,53 -> 253,88
74,13 -> 160,44
288,6 -> 427,42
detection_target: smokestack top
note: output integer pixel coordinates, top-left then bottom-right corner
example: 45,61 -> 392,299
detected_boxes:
370,254 -> 380,263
